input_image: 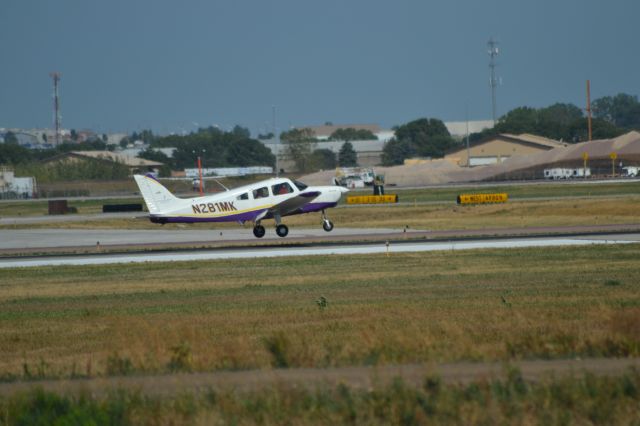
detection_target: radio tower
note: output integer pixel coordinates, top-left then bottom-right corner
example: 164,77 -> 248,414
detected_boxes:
487,38 -> 500,125
50,72 -> 62,145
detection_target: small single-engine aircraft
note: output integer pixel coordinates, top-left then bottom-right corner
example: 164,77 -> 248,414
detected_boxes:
133,174 -> 348,238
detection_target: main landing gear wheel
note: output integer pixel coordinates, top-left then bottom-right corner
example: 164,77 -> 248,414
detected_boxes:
276,224 -> 289,238
321,209 -> 334,232
253,225 -> 266,238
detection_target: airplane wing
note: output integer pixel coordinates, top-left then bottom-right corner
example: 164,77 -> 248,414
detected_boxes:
269,191 -> 321,216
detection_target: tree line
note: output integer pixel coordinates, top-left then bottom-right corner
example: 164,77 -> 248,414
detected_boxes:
2,92 -> 638,178
382,93 -> 640,166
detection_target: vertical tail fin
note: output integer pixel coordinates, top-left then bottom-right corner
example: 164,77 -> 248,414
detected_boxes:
133,174 -> 181,214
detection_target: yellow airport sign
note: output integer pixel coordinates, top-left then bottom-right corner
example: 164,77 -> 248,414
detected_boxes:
610,152 -> 617,160
457,193 -> 508,205
582,152 -> 589,160
346,194 -> 399,204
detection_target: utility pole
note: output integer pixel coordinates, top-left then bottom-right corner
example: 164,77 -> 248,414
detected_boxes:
273,105 -> 279,177
487,38 -> 500,125
50,72 -> 62,145
465,105 -> 471,167
586,80 -> 593,141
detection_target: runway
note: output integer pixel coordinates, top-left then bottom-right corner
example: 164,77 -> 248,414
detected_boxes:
1,233 -> 638,269
0,227 -> 416,250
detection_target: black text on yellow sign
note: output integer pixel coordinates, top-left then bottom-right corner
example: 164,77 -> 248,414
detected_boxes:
456,193 -> 508,205
346,194 -> 399,204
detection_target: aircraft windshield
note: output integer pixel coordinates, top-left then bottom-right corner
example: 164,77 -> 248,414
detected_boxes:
293,180 -> 307,191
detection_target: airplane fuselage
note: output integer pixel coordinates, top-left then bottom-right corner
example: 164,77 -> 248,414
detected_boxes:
147,177 -> 344,224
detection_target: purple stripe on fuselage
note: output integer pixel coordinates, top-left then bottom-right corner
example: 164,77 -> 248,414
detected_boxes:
298,201 -> 338,213
150,209 -> 266,224
148,202 -> 338,224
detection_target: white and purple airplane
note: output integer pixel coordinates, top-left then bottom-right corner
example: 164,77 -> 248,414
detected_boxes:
133,174 -> 348,238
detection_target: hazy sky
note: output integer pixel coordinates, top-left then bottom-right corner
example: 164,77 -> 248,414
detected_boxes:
1,0 -> 638,135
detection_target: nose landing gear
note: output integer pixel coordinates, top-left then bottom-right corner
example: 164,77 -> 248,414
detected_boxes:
274,213 -> 289,238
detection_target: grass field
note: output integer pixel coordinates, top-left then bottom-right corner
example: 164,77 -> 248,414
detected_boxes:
2,180 -> 639,218
1,181 -> 639,423
2,371 -> 639,424
0,244 -> 638,380
3,196 -> 638,235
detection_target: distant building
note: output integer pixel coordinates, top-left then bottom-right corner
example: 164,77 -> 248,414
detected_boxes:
297,123 -> 394,143
444,120 -> 494,140
0,128 -> 127,147
41,151 -> 164,175
445,133 -> 567,166
0,167 -> 36,199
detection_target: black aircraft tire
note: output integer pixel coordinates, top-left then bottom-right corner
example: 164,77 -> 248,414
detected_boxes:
323,220 -> 334,232
253,225 -> 266,238
276,224 -> 289,238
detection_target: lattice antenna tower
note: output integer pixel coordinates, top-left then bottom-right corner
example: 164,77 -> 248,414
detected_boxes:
487,38 -> 500,125
50,72 -> 62,145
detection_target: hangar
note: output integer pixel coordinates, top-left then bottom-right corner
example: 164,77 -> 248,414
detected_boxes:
41,151 -> 163,175
445,133 -> 567,166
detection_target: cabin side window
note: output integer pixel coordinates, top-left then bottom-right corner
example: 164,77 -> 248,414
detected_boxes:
237,192 -> 249,200
252,187 -> 269,199
293,180 -> 307,191
272,182 -> 294,195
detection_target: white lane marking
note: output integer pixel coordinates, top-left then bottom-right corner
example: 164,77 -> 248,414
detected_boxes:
0,238 -> 636,269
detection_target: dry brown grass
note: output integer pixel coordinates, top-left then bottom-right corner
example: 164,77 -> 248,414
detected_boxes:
0,243 -> 639,379
4,196 -> 639,232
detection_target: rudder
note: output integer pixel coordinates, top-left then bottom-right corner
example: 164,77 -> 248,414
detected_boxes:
133,174 -> 181,214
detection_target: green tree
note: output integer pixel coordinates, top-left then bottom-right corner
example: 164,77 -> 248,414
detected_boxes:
138,147 -> 170,164
470,102 -> 627,143
0,143 -> 32,164
57,140 -> 107,152
309,148 -> 337,170
4,131 -> 19,145
281,128 -> 315,172
226,138 -> 275,167
567,117 -> 625,141
392,118 -> 455,159
70,129 -> 78,141
232,125 -> 251,139
381,138 -> 415,166
338,142 -> 358,166
592,93 -> 640,129
137,129 -> 155,144
330,128 -> 377,141
138,148 -> 172,177
493,107 -> 538,135
155,126 -> 274,170
257,132 -> 274,140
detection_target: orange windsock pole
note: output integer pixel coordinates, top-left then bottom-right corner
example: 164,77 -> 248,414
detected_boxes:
197,156 -> 204,196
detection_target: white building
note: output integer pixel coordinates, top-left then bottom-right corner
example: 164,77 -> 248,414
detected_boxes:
0,168 -> 36,198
